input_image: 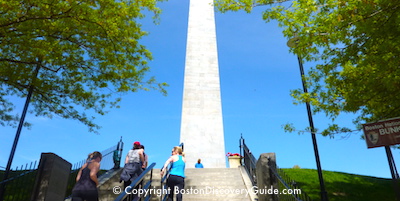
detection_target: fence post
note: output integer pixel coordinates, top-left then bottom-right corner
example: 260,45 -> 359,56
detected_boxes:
31,153 -> 72,201
114,137 -> 124,169
119,138 -> 124,166
256,153 -> 278,201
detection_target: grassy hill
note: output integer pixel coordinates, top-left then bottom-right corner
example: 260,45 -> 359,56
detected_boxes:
281,168 -> 397,201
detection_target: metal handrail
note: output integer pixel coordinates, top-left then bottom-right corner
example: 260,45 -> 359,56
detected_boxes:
160,163 -> 172,201
179,143 -> 184,153
114,162 -> 156,201
240,136 -> 257,186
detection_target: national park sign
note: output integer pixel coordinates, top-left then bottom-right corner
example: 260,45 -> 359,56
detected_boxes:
362,117 -> 400,148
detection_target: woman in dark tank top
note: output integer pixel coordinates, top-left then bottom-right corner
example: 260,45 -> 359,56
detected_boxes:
71,151 -> 102,201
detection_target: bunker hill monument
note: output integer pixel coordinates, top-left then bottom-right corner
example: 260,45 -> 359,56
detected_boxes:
179,0 -> 226,168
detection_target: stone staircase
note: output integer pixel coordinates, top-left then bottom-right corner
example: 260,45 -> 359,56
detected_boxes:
182,168 -> 253,201
92,167 -> 255,201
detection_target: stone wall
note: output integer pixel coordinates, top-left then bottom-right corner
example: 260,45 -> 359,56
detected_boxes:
255,153 -> 279,201
31,153 -> 72,201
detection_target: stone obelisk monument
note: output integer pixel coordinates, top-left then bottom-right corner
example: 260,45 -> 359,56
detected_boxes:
180,0 -> 226,168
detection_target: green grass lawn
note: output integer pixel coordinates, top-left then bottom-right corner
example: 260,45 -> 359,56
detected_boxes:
281,168 -> 397,201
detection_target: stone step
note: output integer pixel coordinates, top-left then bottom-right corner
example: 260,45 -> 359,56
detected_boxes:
182,199 -> 250,201
183,185 -> 251,190
183,195 -> 250,199
182,168 -> 251,201
180,188 -> 251,196
185,168 -> 242,172
182,198 -> 251,201
185,176 -> 243,181
185,174 -> 243,179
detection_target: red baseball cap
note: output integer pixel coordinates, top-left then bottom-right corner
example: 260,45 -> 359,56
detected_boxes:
133,141 -> 141,146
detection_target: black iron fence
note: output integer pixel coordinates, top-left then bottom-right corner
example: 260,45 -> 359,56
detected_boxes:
240,136 -> 312,201
269,159 -> 313,201
0,161 -> 39,201
0,138 -> 123,201
240,136 -> 257,186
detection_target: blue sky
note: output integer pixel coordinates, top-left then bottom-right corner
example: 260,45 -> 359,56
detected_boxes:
1,0 -> 398,180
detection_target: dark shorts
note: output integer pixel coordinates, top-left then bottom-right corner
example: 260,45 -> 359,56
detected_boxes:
120,162 -> 143,182
71,189 -> 98,201
167,175 -> 185,201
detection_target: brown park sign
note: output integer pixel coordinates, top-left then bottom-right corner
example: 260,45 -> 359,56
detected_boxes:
362,117 -> 400,148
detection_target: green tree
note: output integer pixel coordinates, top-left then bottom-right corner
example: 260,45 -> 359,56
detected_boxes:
0,0 -> 167,132
214,0 -> 400,136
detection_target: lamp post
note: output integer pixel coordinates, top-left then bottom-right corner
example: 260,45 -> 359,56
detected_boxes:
0,62 -> 41,200
287,37 -> 329,201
